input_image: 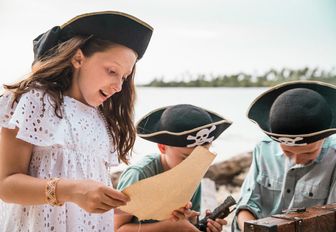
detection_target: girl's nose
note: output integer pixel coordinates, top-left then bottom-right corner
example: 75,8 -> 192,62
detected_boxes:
114,81 -> 123,92
110,79 -> 123,93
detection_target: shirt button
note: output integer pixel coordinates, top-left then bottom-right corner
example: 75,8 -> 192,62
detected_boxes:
268,183 -> 271,187
309,192 -> 314,197
287,189 -> 291,193
247,188 -> 251,191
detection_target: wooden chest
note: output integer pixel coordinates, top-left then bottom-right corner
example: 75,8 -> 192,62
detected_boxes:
244,204 -> 336,232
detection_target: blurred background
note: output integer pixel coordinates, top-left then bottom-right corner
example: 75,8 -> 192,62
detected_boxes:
1,0 -> 336,167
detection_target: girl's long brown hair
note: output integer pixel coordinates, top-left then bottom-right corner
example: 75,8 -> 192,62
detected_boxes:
4,36 -> 136,164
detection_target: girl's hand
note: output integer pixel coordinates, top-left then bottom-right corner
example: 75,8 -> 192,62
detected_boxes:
204,209 -> 228,232
65,179 -> 129,213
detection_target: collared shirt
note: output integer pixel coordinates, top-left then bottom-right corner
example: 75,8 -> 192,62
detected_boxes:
232,135 -> 336,232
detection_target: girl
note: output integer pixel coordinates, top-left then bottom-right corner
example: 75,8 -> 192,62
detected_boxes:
0,11 -> 153,231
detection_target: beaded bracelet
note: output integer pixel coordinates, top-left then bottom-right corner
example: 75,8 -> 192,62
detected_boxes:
45,178 -> 64,206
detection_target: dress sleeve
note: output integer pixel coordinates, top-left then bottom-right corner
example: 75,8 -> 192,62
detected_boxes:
0,89 -> 65,146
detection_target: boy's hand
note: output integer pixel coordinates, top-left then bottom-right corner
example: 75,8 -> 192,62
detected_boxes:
171,201 -> 198,221
186,209 -> 200,224
204,209 -> 227,232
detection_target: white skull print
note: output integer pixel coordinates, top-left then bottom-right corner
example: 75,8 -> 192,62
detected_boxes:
271,136 -> 307,146
186,125 -> 216,147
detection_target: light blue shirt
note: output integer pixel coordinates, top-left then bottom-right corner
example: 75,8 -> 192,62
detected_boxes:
232,135 -> 336,232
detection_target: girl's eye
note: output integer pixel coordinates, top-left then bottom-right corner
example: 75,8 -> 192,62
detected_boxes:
107,69 -> 116,75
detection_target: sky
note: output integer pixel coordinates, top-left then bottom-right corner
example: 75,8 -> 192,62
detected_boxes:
0,0 -> 335,85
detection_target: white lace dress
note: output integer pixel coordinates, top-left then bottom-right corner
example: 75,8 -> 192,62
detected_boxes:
0,89 -> 119,232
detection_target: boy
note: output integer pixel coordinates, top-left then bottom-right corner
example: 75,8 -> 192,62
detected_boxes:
233,81 -> 336,231
115,104 -> 232,232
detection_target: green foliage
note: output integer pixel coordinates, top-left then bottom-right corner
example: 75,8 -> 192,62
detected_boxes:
141,67 -> 336,87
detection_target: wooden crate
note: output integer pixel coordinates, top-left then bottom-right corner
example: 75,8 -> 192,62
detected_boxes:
244,204 -> 336,232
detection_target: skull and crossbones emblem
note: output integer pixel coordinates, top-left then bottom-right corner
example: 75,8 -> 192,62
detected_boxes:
271,136 -> 307,146
186,125 -> 216,147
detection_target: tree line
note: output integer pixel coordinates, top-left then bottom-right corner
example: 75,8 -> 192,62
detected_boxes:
141,67 -> 336,87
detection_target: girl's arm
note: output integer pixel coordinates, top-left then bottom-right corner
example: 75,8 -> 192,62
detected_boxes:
0,127 -> 45,204
0,127 -> 129,213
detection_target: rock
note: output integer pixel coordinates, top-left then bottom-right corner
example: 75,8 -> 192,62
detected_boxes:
204,152 -> 252,187
200,178 -> 218,216
232,171 -> 248,186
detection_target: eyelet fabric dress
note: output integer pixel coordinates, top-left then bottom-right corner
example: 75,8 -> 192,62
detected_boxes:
0,88 -> 119,232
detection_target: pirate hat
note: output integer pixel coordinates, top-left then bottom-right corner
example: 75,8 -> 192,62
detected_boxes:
136,104 -> 232,147
247,81 -> 336,146
33,11 -> 153,61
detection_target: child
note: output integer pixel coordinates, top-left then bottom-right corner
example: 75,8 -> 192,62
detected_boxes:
0,11 -> 158,231
232,81 -> 336,232
115,104 -> 232,232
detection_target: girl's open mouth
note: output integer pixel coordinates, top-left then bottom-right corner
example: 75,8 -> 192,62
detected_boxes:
99,90 -> 108,98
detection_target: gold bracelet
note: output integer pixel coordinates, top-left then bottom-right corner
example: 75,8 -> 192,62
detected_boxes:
45,178 -> 64,206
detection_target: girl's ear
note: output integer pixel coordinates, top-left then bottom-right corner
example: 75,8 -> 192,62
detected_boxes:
71,49 -> 85,69
157,144 -> 166,154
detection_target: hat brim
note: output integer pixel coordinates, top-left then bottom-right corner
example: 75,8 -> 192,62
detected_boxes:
137,106 -> 232,147
247,80 -> 336,145
60,11 -> 153,59
33,11 -> 153,61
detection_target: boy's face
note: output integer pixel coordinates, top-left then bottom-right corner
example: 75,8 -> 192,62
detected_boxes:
158,144 -> 211,169
280,139 -> 324,165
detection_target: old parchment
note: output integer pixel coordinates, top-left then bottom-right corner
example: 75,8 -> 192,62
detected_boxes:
118,146 -> 215,220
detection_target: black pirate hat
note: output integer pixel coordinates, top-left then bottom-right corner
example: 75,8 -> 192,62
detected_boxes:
248,81 -> 336,146
136,104 -> 232,147
33,11 -> 153,61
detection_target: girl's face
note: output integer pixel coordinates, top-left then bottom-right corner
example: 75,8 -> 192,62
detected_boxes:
280,139 -> 324,165
69,44 -> 137,107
